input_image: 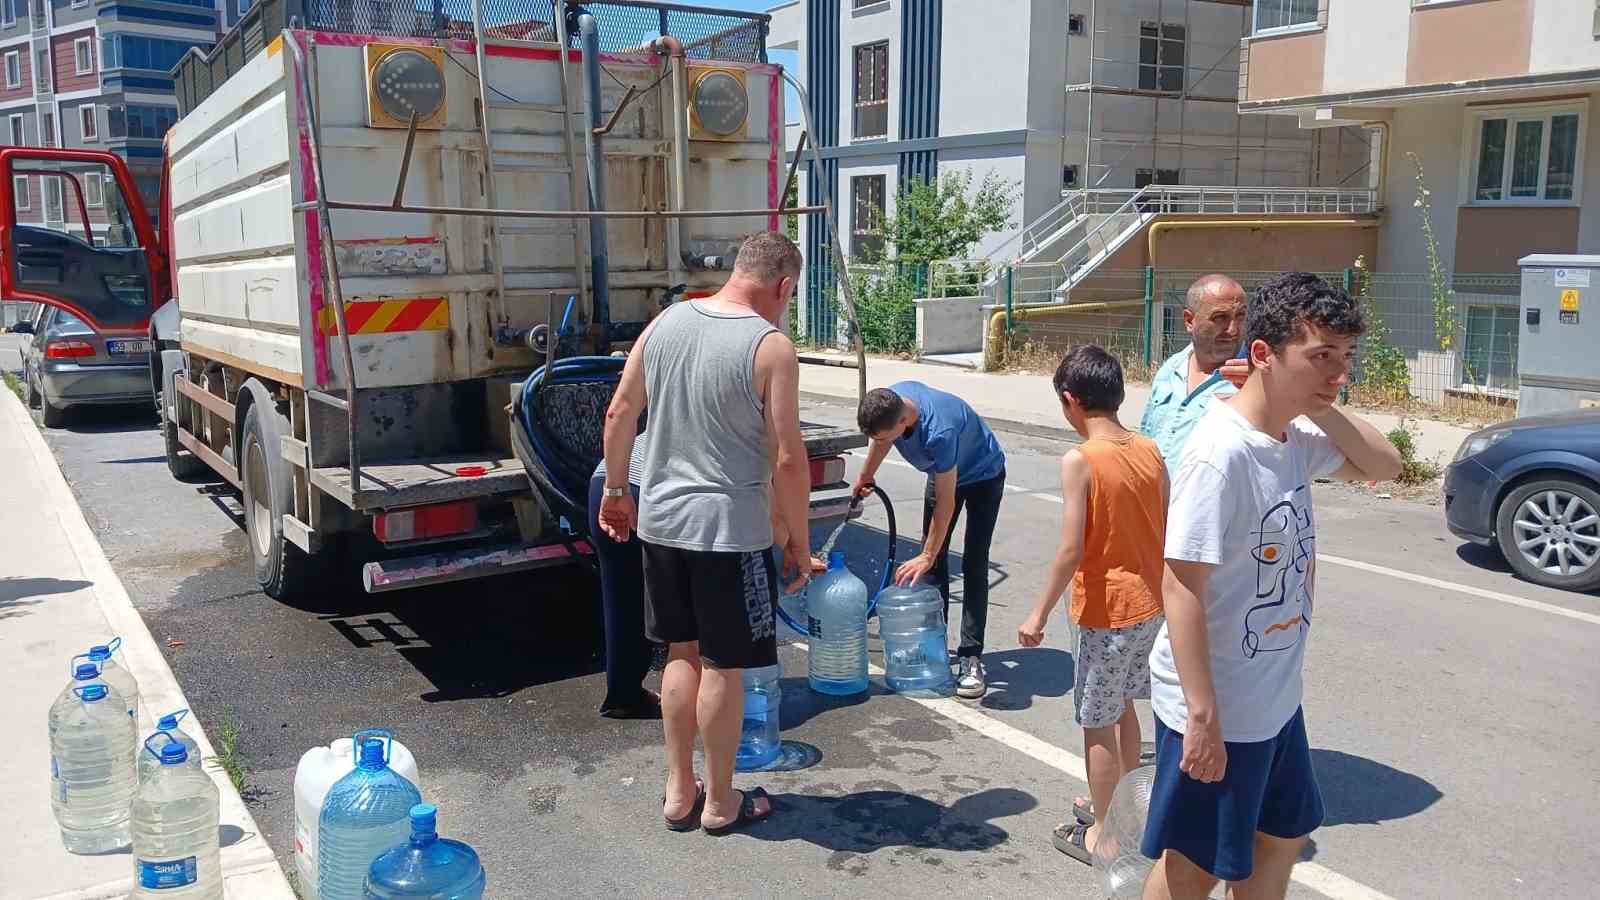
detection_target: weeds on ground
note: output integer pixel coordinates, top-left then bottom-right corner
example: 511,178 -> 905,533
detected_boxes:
2,371 -> 22,403
993,336 -> 1158,384
1387,421 -> 1443,486
213,713 -> 250,797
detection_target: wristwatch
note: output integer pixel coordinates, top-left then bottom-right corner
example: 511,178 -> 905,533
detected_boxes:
602,485 -> 629,498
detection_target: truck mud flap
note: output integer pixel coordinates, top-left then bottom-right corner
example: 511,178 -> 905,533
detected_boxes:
363,540 -> 593,594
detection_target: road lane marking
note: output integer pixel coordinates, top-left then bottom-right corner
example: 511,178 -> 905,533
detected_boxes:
789,642 -> 1395,900
1319,553 -> 1600,626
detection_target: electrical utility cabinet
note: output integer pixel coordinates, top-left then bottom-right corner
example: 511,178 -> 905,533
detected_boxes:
1516,254 -> 1600,417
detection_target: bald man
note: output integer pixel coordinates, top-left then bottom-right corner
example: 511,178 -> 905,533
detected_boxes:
1139,274 -> 1249,473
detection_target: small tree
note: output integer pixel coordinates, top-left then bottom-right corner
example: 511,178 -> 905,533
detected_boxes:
1352,254 -> 1411,403
886,170 -> 1016,264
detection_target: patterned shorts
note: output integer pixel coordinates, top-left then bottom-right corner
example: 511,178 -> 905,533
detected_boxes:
1072,615 -> 1164,728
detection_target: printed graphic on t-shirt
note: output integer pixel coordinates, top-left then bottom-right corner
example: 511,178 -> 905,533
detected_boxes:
1243,485 -> 1315,658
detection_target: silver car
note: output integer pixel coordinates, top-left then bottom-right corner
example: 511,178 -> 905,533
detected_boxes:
19,304 -> 152,427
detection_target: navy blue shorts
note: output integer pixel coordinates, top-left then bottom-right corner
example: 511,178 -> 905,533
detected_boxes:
1140,707 -> 1324,882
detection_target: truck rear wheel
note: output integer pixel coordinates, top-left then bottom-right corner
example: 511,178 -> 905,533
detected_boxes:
240,391 -> 332,599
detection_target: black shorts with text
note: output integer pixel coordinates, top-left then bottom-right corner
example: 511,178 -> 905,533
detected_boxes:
641,542 -> 779,669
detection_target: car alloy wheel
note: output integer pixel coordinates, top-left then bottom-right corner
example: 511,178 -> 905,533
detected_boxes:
1510,488 -> 1599,578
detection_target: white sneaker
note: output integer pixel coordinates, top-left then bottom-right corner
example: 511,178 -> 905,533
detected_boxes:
955,656 -> 986,699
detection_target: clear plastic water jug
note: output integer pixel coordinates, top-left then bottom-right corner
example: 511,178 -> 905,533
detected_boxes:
806,551 -> 869,696
139,709 -> 203,784
49,658 -> 137,853
363,804 -> 486,899
1090,765 -> 1159,898
736,664 -> 782,772
88,637 -> 140,723
297,736 -> 422,900
876,583 -> 952,694
132,733 -> 221,898
319,731 -> 424,900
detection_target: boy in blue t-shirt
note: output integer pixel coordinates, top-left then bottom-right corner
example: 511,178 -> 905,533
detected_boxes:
852,382 -> 1006,699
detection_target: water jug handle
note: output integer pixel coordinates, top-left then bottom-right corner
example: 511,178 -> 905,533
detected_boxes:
143,731 -> 180,761
351,728 -> 394,766
69,652 -> 95,677
104,636 -> 122,656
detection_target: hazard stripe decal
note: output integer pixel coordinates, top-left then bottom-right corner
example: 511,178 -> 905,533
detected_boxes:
319,299 -> 449,336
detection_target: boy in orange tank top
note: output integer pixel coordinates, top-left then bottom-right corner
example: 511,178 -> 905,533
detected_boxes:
1019,345 -> 1169,866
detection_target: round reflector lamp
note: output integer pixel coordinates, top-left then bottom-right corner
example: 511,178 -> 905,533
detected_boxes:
692,70 -> 748,137
373,49 -> 445,124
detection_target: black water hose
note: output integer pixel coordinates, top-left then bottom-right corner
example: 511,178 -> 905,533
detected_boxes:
775,483 -> 898,635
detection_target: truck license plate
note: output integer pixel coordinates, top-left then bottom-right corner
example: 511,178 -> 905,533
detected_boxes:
107,339 -> 154,356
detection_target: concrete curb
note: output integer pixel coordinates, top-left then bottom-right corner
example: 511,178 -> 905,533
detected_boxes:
2,389 -> 296,899
800,389 -> 1084,444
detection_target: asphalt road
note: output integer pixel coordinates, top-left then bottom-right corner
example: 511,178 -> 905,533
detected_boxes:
14,360 -> 1600,899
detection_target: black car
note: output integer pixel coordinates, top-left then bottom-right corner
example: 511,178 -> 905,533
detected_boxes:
1444,409 -> 1600,593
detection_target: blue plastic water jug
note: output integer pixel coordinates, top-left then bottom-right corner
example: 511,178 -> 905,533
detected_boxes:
736,664 -> 782,771
806,551 -> 869,696
318,731 -> 424,900
363,804 -> 486,899
876,583 -> 952,694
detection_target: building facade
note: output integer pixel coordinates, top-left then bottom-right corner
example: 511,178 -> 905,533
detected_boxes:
769,0 -> 1373,336
1240,0 -> 1600,276
1,0 -> 220,238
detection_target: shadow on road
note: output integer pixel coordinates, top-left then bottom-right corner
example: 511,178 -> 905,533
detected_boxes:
48,405 -> 156,435
775,675 -> 882,731
1311,748 -> 1442,826
979,647 -> 1074,712
1454,541 -> 1514,575
748,786 -> 1036,855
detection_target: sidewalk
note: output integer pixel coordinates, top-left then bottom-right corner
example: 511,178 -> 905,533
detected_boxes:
0,390 -> 294,899
799,351 -> 1477,464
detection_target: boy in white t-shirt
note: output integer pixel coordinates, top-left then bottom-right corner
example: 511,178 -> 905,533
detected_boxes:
1140,273 -> 1402,900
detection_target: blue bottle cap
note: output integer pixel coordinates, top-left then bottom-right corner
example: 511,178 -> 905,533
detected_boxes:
410,803 -> 438,835
827,550 -> 846,570
157,709 -> 189,731
159,742 -> 189,765
73,662 -> 100,680
77,684 -> 108,702
357,737 -> 387,768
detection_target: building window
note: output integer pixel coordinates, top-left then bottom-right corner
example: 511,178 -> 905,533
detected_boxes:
7,113 -> 21,145
43,175 -> 61,221
35,48 -> 47,94
853,41 -> 889,140
1139,22 -> 1185,93
4,51 -> 17,89
99,35 -> 212,72
70,0 -> 88,8
1,0 -> 14,28
1461,305 -> 1518,391
1469,104 -> 1584,203
1069,14 -> 1085,36
1136,168 -> 1180,188
1253,0 -> 1318,34
74,37 -> 93,75
851,174 -> 886,260
84,171 -> 103,207
79,104 -> 96,142
1062,164 -> 1079,188
107,103 -> 178,140
12,175 -> 27,210
39,109 -> 53,147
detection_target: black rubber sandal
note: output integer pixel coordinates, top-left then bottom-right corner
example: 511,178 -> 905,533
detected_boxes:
663,782 -> 706,832
702,787 -> 774,837
1052,821 -> 1094,865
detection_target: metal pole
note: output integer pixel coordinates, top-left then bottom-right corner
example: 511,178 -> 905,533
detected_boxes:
469,0 -> 508,330
284,30 -> 360,486
553,1 -> 593,331
1143,264 -> 1155,367
579,14 -> 611,354
780,69 -> 866,403
1083,0 -> 1096,189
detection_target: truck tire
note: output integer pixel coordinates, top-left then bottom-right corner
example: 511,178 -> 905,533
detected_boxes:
239,388 -> 331,599
159,351 -> 206,481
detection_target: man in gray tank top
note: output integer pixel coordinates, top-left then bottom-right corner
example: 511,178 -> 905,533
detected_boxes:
599,232 -> 811,835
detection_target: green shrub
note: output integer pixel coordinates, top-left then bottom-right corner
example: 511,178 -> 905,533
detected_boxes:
1387,422 -> 1442,486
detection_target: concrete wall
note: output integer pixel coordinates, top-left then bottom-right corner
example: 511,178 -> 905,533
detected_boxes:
51,28 -> 97,94
1096,214 -> 1380,273
1322,0 -> 1408,93
915,295 -> 986,354
938,0 -> 1031,138
1406,0 -> 1533,86
1529,0 -> 1600,74
937,145 -> 1029,260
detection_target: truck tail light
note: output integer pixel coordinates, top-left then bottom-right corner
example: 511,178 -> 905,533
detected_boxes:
809,456 -> 845,489
45,341 -> 95,359
373,501 -> 477,544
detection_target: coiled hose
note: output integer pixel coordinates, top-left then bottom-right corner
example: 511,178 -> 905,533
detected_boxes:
775,483 -> 898,635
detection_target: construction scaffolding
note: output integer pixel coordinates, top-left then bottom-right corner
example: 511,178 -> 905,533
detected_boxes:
1065,0 -> 1371,190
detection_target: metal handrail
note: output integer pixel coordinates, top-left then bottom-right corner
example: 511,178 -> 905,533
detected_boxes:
984,191 -> 1086,265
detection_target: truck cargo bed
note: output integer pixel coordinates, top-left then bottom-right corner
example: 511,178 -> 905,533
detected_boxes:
310,455 -> 526,510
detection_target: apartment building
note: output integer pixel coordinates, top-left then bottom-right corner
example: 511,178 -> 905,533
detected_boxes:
768,0 -> 1374,336
0,0 -> 219,237
1241,0 -> 1600,276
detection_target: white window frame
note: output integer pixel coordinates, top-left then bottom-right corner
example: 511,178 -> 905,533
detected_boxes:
70,0 -> 89,8
2,0 -> 15,28
1251,0 -> 1320,37
7,112 -> 21,145
84,170 -> 103,207
73,37 -> 92,76
4,50 -> 18,89
78,103 -> 95,141
1461,100 -> 1587,206
12,174 -> 28,210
